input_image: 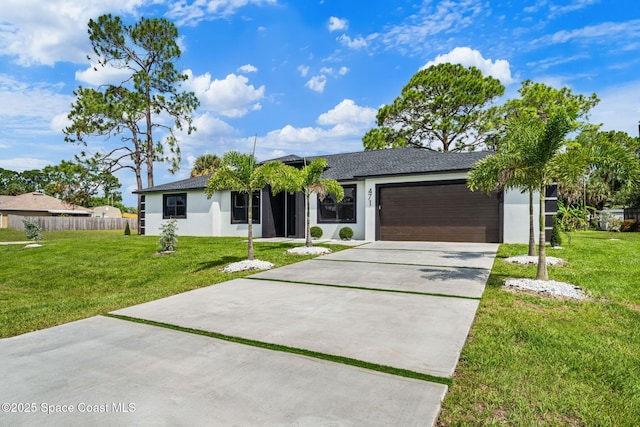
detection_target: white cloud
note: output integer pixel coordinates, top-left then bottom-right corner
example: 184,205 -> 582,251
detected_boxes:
0,75 -> 72,122
297,65 -> 310,77
379,0 -> 484,54
0,157 -> 54,171
305,75 -> 327,93
237,64 -> 258,73
338,66 -> 349,75
0,0 -> 147,66
252,99 -> 377,157
550,0 -> 600,17
317,99 -> 376,127
320,67 -> 334,74
75,62 -> 132,86
337,34 -> 368,49
422,47 -> 515,85
590,80 -> 640,137
548,20 -> 640,44
328,16 -> 348,32
184,70 -> 265,118
50,113 -> 72,133
166,0 -> 278,26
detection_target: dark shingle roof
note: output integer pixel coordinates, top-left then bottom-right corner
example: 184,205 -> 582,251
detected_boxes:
134,174 -> 212,194
135,148 -> 490,193
305,148 -> 491,181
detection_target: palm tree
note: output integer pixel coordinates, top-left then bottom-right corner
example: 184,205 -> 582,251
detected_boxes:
521,112 -> 572,280
205,151 -> 299,260
469,111 -> 571,280
553,129 -> 640,215
468,117 -> 540,256
190,153 -> 221,177
295,158 -> 344,247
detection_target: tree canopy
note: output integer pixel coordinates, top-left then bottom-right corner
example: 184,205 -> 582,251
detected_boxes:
190,154 -> 221,177
64,14 -> 199,213
502,80 -> 599,132
362,63 -> 505,152
0,161 -> 123,208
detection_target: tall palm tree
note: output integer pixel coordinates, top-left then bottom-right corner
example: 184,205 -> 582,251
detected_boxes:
296,158 -> 344,247
190,153 -> 221,177
205,151 -> 299,260
468,116 -> 540,256
469,111 -> 571,280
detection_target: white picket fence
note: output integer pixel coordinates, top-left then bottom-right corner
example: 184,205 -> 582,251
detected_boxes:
8,215 -> 137,231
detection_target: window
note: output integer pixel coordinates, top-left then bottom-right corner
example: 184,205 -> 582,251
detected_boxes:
163,193 -> 187,219
231,191 -> 260,224
318,185 -> 356,223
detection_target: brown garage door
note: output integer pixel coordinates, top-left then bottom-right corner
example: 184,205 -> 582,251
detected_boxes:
378,182 -> 500,242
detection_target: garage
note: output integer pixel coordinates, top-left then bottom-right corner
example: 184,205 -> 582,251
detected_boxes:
377,181 -> 501,243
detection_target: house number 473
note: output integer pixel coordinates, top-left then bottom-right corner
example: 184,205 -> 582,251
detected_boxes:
368,188 -> 372,207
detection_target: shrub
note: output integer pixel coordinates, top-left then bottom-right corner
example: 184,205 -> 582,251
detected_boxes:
597,210 -> 622,232
620,219 -> 639,232
124,221 -> 131,236
339,226 -> 354,240
310,226 -> 323,239
22,219 -> 43,242
158,219 -> 178,252
550,216 -> 562,247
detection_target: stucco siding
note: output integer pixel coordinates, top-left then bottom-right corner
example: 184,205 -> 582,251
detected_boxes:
502,188 -> 540,244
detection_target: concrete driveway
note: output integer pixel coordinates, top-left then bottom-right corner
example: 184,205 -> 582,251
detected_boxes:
0,241 -> 497,426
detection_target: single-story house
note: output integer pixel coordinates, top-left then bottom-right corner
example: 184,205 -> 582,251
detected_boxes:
135,148 -> 556,244
0,192 -> 93,228
92,205 -> 122,218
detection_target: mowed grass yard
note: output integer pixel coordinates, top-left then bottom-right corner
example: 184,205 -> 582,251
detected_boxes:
2,229 -> 639,424
0,229 -> 346,338
438,231 -> 640,426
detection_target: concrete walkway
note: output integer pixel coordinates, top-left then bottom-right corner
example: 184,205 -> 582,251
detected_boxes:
0,241 -> 497,426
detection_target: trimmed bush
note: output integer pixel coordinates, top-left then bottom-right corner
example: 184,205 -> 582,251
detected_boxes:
310,226 -> 323,239
158,219 -> 178,252
550,216 -> 562,247
22,219 -> 43,242
124,221 -> 131,236
620,219 -> 639,232
339,226 -> 354,240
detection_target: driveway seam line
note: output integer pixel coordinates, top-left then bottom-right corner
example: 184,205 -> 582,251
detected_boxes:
315,258 -> 492,270
245,277 -> 481,301
104,313 -> 452,386
352,247 -> 497,253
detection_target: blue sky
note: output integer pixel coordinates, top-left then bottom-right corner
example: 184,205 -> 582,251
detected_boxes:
1,0 -> 639,206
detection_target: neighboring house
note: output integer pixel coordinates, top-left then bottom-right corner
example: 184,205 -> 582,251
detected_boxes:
0,192 -> 93,228
135,148 -> 554,243
92,205 -> 122,218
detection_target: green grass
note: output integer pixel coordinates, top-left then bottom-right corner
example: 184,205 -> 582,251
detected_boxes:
0,229 -> 347,338
438,231 -> 640,426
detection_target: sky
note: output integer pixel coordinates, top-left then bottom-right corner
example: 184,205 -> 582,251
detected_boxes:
1,0 -> 639,207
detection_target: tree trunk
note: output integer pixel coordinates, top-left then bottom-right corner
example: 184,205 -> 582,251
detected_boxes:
536,185 -> 548,280
528,190 -> 536,256
305,189 -> 312,247
247,192 -> 254,260
145,91 -> 154,188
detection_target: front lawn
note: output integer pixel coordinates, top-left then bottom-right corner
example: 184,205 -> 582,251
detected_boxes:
438,231 -> 640,426
0,229 -> 345,338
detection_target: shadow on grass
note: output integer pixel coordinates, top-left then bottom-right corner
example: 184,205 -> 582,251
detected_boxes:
194,256 -> 244,272
485,273 -> 511,289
